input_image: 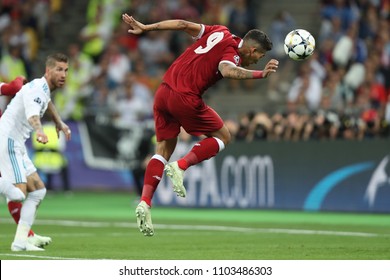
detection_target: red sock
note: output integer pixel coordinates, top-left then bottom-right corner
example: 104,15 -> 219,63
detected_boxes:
140,157 -> 165,207
178,137 -> 221,171
8,201 -> 35,236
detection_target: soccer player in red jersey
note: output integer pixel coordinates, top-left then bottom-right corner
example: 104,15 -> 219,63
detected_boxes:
122,14 -> 279,236
0,76 -> 25,116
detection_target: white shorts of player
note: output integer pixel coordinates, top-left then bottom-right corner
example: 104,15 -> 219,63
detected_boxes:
0,134 -> 36,184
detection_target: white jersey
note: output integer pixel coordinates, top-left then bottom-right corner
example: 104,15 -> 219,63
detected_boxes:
0,77 -> 51,142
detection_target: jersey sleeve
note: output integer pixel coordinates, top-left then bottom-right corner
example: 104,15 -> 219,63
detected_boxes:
23,89 -> 44,120
219,46 -> 241,67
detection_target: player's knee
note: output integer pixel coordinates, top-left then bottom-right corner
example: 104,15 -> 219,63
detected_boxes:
224,132 -> 232,145
10,188 -> 26,202
28,188 -> 47,202
217,132 -> 231,146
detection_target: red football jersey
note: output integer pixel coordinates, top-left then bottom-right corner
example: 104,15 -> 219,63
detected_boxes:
163,24 -> 242,97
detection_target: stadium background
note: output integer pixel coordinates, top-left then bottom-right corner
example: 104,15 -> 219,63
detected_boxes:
1,0 -> 389,213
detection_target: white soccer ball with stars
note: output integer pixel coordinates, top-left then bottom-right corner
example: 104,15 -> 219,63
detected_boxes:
284,29 -> 315,61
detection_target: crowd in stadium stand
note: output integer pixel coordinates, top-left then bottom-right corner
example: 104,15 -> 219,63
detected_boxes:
0,0 -> 389,141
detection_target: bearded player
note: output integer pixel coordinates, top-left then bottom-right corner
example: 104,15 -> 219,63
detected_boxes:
122,14 -> 278,236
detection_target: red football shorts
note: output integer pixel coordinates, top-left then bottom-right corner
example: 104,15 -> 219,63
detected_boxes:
153,83 -> 224,142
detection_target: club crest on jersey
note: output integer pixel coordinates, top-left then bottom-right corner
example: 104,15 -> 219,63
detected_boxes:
34,97 -> 42,104
234,55 -> 240,65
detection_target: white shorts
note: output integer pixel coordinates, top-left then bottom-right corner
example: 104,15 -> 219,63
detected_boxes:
0,135 -> 36,184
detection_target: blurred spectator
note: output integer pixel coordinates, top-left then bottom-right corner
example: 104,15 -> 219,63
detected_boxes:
320,68 -> 354,113
320,0 -> 358,32
112,20 -> 139,55
267,10 -> 296,101
235,111 -> 254,141
138,31 -> 174,76
226,0 -> 257,90
227,0 -> 256,38
246,112 -> 273,141
201,0 -> 232,25
103,41 -> 131,89
0,44 -> 27,82
79,4 -> 112,63
171,0 -> 200,21
54,43 -> 94,121
112,72 -> 153,129
132,58 -> 162,92
3,20 -> 33,77
32,122 -> 71,192
87,72 -> 116,120
287,62 -> 323,112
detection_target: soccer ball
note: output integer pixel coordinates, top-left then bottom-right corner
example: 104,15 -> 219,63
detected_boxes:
284,29 -> 315,61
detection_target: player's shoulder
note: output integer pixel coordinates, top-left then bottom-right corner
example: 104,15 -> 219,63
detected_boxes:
25,77 -> 50,94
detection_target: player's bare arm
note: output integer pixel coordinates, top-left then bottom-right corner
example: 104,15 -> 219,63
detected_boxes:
219,59 -> 279,80
122,13 -> 201,37
46,101 -> 71,141
28,115 -> 48,144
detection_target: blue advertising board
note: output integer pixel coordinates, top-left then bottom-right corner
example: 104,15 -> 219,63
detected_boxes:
153,140 -> 390,213
31,121 -> 390,212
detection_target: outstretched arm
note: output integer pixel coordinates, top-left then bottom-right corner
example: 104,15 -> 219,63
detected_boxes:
122,13 -> 202,37
47,101 -> 71,141
218,59 -> 279,80
28,115 -> 48,144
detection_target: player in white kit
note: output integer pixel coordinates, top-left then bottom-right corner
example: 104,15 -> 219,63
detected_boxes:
0,76 -> 27,201
0,53 -> 71,251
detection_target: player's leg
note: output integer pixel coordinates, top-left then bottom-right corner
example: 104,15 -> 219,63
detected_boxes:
0,137 -> 40,251
165,105 -> 230,196
10,150 -> 50,247
11,149 -> 49,251
0,140 -> 25,201
1,158 -> 30,235
165,130 -> 228,197
136,138 -> 177,236
7,199 -> 35,237
24,157 -> 51,248
176,126 -> 229,171
0,178 -> 25,201
12,173 -> 47,251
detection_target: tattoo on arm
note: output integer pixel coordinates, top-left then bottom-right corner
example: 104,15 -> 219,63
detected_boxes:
149,20 -> 199,36
28,115 -> 43,132
221,64 -> 253,80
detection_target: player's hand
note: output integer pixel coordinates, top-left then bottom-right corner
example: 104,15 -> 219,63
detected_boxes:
36,130 -> 48,144
262,59 -> 279,78
122,13 -> 146,35
56,121 -> 71,141
18,76 -> 28,84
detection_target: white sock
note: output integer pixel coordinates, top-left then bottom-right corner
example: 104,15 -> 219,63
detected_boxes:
19,188 -> 47,229
13,221 -> 31,245
0,178 -> 25,201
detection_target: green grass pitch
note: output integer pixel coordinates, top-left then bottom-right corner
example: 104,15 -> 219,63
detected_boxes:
0,192 -> 389,260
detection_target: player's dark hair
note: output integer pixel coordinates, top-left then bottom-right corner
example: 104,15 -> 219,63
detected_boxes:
46,53 -> 68,68
243,30 -> 273,52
